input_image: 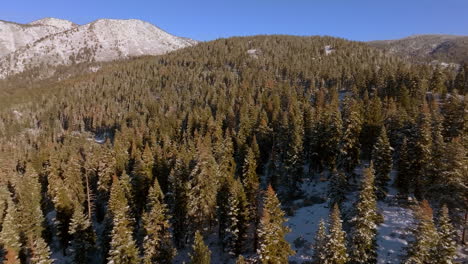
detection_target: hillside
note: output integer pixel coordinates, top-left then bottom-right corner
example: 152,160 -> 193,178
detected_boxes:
0,35 -> 466,264
0,18 -> 76,57
369,34 -> 468,65
0,18 -> 197,79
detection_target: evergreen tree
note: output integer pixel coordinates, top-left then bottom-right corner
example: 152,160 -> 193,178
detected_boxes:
361,95 -> 384,160
408,103 -> 432,199
453,62 -> 467,94
404,200 -> 438,264
16,164 -> 47,244
257,185 -> 294,264
188,141 -> 220,233
434,205 -> 457,264
242,146 -> 259,223
435,138 -> 468,209
328,170 -> 347,207
396,137 -> 411,196
30,237 -> 53,264
324,204 -> 348,264
142,179 -> 176,264
0,196 -> 22,264
68,204 -> 95,264
283,105 -> 304,197
189,231 -> 211,264
340,98 -> 363,175
321,107 -> 343,171
107,177 -> 140,264
349,165 -> 378,264
167,156 -> 190,248
235,255 -> 246,264
218,176 -> 248,257
429,67 -> 446,94
312,219 -> 327,264
371,127 -> 392,200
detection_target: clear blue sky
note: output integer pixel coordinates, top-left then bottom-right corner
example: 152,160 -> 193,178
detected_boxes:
2,0 -> 467,41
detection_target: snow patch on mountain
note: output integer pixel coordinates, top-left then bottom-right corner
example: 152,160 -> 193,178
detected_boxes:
0,20 -> 70,57
0,18 -> 198,78
28,18 -> 77,31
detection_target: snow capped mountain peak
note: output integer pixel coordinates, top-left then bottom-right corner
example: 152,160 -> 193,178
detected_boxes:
28,17 -> 78,31
0,18 -> 198,79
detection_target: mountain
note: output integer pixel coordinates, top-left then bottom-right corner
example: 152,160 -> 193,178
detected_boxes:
0,18 -> 197,78
0,18 -> 77,58
368,34 -> 468,65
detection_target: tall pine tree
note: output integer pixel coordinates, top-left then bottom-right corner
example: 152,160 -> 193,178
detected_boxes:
107,177 -> 140,264
371,126 -> 392,200
349,164 -> 378,264
434,205 -> 457,264
257,185 -> 294,264
142,179 -> 176,264
404,200 -> 439,264
312,219 -> 327,264
189,231 -> 211,264
324,204 -> 348,264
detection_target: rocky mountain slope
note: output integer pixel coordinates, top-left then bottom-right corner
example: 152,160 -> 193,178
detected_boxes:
368,34 -> 468,64
0,18 -> 197,78
0,18 -> 77,58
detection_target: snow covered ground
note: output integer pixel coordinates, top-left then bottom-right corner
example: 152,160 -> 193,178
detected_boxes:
285,167 -> 417,264
286,177 -> 330,263
376,171 -> 414,264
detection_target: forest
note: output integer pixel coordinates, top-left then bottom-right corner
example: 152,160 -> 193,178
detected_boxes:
0,35 -> 466,263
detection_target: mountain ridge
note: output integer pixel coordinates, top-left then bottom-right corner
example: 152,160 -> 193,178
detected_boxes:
0,17 -> 198,79
368,34 -> 468,64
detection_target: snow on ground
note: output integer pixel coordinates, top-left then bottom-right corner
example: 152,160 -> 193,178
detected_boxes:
285,166 -> 417,264
377,170 -> 414,264
287,202 -> 329,263
286,177 -> 330,263
324,45 -> 335,55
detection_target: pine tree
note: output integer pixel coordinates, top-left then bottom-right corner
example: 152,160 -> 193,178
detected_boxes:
324,204 -> 348,264
404,200 -> 439,264
283,105 -> 304,197
0,196 -> 22,264
340,98 -> 362,174
131,144 -> 154,214
30,237 -> 53,264
396,137 -> 411,196
107,177 -> 140,264
257,185 -> 294,264
328,170 -> 347,207
429,67 -> 446,94
235,255 -> 246,264
188,141 -> 220,233
436,138 -> 468,209
142,179 -> 176,264
218,176 -> 248,257
321,107 -> 343,171
371,126 -> 392,200
361,95 -> 384,160
408,103 -> 432,199
312,219 -> 327,264
242,146 -> 259,223
434,205 -> 457,264
189,231 -> 211,264
349,164 -> 378,264
16,164 -> 47,243
15,164 -> 54,261
68,204 -> 95,264
167,156 -> 190,248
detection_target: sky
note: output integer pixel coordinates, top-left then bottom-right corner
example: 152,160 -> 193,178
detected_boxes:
2,0 -> 468,41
